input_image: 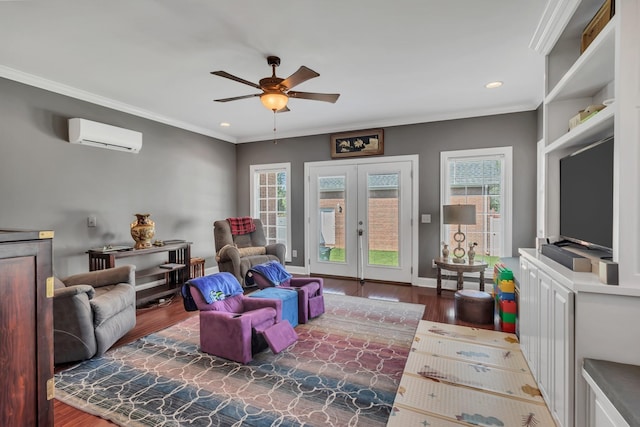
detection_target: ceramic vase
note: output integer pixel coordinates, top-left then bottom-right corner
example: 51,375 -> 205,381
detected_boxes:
442,243 -> 449,258
468,243 -> 476,264
131,213 -> 155,249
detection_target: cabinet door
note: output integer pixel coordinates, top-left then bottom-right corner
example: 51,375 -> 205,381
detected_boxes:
552,279 -> 574,427
538,270 -> 553,401
518,260 -> 531,357
527,264 -> 540,378
0,239 -> 53,426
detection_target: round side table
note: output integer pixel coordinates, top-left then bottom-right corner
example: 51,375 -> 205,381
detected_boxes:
434,257 -> 488,295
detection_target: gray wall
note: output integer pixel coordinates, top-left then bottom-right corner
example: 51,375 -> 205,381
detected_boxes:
237,111 -> 538,277
0,78 -> 235,277
1,76 -> 537,280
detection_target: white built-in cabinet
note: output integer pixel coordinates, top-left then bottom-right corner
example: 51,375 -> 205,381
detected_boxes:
524,1 -> 640,424
583,369 -> 630,427
520,248 -> 640,427
534,0 -> 640,285
519,255 -> 574,427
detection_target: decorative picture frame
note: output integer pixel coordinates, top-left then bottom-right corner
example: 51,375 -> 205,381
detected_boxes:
330,128 -> 384,158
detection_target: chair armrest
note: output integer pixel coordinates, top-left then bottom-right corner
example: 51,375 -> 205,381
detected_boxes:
63,265 -> 136,289
90,283 -> 135,327
54,284 -> 95,300
243,296 -> 282,322
289,277 -> 323,295
53,286 -> 97,364
265,243 -> 286,264
217,245 -> 241,264
243,295 -> 281,312
200,310 -> 253,336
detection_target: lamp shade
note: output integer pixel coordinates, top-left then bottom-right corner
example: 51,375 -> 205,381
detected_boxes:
260,91 -> 288,111
442,204 -> 476,225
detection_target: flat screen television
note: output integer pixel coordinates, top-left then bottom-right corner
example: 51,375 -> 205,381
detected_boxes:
559,137 -> 614,251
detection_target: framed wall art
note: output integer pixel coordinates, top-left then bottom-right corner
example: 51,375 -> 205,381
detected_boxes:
330,128 -> 384,158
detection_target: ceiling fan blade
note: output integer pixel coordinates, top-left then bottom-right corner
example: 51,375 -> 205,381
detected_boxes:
210,71 -> 261,90
287,91 -> 340,103
280,66 -> 319,90
214,93 -> 261,102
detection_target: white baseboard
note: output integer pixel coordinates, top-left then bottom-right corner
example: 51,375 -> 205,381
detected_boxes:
202,264 -> 486,293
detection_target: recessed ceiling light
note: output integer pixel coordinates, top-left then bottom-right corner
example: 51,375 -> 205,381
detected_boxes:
220,122 -> 231,127
485,81 -> 503,89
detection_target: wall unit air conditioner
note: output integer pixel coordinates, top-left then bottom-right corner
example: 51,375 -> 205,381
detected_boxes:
68,118 -> 143,153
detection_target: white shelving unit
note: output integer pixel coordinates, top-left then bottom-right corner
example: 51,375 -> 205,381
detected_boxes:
541,2 -> 617,247
523,1 -> 640,426
538,0 -> 640,285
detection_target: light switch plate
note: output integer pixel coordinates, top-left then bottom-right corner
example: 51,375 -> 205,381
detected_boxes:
87,215 -> 97,227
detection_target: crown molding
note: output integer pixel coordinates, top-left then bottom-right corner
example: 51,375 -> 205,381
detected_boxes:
529,0 -> 581,55
0,65 -> 237,143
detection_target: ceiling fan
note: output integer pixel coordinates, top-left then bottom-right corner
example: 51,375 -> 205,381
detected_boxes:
211,56 -> 340,112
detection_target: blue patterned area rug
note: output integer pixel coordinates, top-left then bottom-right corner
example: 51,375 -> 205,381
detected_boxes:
55,294 -> 424,426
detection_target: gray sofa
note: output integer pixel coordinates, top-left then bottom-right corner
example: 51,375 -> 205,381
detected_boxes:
214,219 -> 286,286
53,265 -> 136,364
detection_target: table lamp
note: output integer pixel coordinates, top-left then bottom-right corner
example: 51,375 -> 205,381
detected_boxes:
442,204 -> 476,263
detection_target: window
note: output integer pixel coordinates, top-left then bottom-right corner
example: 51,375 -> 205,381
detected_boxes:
440,147 -> 512,272
250,163 -> 291,262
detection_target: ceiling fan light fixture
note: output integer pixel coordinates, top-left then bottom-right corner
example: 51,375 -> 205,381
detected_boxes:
260,91 -> 288,111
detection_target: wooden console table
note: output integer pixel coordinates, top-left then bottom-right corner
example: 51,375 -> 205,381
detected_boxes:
88,241 -> 191,306
434,257 -> 488,295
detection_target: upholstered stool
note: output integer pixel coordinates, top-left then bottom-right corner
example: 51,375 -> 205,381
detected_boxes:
454,290 -> 494,324
250,287 -> 299,327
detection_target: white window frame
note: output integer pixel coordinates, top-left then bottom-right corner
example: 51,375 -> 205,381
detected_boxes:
440,147 -> 513,266
250,162 -> 292,262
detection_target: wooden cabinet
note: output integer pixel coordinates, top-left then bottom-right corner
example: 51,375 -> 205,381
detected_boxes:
0,229 -> 54,426
88,241 -> 191,306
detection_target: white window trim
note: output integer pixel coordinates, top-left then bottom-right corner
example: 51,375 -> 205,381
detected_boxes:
250,162 -> 292,262
440,146 -> 513,259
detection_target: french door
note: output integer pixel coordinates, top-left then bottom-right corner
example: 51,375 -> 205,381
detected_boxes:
307,158 -> 413,283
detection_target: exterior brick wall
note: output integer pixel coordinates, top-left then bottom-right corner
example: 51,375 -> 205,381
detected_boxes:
319,198 -> 398,251
445,195 -> 501,258
320,195 -> 499,256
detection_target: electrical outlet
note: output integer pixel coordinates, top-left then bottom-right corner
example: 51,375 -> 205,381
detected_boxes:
292,249 -> 298,258
87,215 -> 97,227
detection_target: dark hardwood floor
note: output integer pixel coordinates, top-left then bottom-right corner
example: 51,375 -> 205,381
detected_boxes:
53,277 -> 503,426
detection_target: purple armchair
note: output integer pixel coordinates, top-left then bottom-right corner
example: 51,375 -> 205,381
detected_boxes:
185,272 -> 297,364
190,291 -> 281,363
246,262 -> 325,324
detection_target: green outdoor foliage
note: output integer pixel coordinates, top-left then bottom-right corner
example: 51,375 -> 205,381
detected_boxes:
328,248 -> 398,266
328,248 -> 499,270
